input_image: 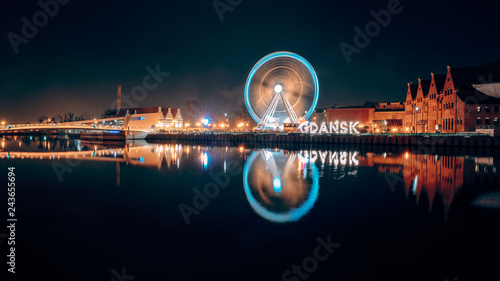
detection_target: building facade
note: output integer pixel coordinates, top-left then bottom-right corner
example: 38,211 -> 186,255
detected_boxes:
117,107 -> 183,132
327,102 -> 404,133
405,60 -> 500,133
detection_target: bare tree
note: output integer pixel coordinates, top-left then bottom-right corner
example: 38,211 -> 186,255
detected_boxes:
38,115 -> 47,123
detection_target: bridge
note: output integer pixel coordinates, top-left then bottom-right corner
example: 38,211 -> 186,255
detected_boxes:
0,116 -> 153,134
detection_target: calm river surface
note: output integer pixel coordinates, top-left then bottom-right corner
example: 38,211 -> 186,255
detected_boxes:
1,136 -> 499,281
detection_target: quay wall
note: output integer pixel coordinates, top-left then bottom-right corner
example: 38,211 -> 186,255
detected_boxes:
145,133 -> 500,147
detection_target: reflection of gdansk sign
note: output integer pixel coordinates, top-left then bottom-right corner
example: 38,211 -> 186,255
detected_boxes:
299,121 -> 360,134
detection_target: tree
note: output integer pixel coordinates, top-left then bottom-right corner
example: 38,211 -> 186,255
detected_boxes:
102,109 -> 117,119
231,102 -> 255,127
38,115 -> 47,123
181,99 -> 201,123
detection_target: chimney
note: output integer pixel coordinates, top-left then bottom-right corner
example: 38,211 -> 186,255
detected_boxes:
117,85 -> 122,113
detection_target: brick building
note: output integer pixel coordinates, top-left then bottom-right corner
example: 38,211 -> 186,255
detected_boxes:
327,102 -> 405,133
404,60 -> 500,133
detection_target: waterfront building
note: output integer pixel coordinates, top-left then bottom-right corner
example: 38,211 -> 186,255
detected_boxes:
404,60 -> 500,134
117,107 -> 183,132
324,60 -> 500,135
310,108 -> 328,124
326,102 -> 405,133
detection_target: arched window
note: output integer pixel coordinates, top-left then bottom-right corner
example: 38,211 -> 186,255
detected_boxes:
494,117 -> 499,126
477,117 -> 482,125
485,117 -> 490,125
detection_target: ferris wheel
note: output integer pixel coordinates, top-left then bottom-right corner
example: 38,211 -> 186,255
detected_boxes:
244,51 -> 319,130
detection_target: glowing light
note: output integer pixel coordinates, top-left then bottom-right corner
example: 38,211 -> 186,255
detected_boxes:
412,176 -> 418,195
202,119 -> 210,126
274,84 -> 283,93
273,177 -> 281,192
244,51 -> 319,123
202,152 -> 208,168
300,121 -> 360,134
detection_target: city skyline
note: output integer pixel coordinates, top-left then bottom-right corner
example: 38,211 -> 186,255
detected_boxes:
1,0 -> 499,123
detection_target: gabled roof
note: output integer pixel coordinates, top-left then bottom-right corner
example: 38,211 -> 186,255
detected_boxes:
432,74 -> 447,93
408,83 -> 418,100
419,80 -> 431,97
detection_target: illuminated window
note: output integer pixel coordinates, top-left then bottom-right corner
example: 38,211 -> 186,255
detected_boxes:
477,106 -> 481,113
494,117 -> 499,126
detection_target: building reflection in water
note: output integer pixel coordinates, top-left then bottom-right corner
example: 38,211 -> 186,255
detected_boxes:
243,150 -> 320,223
357,151 -> 500,218
1,136 -> 499,219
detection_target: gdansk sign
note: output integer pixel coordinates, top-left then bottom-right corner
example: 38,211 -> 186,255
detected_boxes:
299,121 -> 361,134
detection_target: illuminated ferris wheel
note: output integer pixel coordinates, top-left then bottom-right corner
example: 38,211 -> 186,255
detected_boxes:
244,52 -> 319,130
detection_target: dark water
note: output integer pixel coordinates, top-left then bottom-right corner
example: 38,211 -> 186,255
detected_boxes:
1,136 -> 499,281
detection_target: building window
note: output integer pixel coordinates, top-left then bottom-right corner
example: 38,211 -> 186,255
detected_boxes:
494,117 -> 499,126
477,106 -> 481,113
477,117 -> 482,125
485,117 -> 490,125
486,106 -> 491,113
451,118 -> 454,130
495,106 -> 499,113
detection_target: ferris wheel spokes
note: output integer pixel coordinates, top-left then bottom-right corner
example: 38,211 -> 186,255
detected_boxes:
257,87 -> 300,129
280,93 -> 300,124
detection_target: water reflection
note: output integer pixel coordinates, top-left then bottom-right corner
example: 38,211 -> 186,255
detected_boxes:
1,136 -> 499,220
243,150 -> 320,223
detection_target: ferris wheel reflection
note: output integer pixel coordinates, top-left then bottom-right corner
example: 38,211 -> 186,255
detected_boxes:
243,149 -> 320,223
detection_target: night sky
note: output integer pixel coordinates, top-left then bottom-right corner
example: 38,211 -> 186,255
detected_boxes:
1,0 -> 499,123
